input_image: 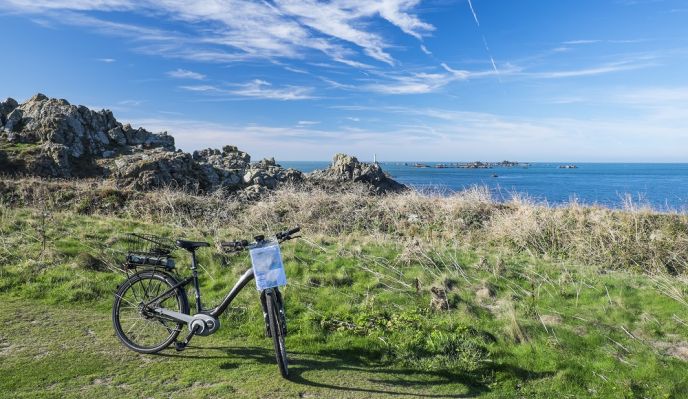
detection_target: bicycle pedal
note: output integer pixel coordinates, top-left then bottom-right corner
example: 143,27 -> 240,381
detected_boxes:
174,341 -> 187,351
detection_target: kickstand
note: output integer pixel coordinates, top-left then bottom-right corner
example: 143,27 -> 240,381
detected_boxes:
175,325 -> 199,351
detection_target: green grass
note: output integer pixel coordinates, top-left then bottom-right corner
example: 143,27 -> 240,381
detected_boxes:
0,142 -> 38,153
1,207 -> 687,398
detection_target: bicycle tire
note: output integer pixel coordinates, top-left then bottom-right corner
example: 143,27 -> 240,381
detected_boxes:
266,289 -> 289,378
112,270 -> 189,354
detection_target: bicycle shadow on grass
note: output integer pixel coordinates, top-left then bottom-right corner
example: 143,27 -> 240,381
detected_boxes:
213,346 -> 551,398
155,344 -> 552,397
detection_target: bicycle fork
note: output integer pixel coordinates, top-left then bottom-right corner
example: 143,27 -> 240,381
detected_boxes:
260,289 -> 287,338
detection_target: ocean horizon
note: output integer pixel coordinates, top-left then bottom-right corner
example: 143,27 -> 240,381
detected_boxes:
281,161 -> 688,211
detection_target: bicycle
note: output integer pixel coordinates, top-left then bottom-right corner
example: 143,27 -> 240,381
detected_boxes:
111,226 -> 301,378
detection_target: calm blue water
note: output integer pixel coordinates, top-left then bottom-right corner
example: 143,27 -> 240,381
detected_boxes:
280,161 -> 688,211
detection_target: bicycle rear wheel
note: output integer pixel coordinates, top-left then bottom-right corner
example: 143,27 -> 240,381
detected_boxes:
265,289 -> 288,378
112,270 -> 189,354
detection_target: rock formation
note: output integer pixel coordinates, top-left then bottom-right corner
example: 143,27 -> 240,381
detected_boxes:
0,93 -> 173,177
308,153 -> 407,194
0,94 -> 405,197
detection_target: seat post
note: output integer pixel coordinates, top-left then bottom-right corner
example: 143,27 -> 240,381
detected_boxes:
190,249 -> 198,270
190,249 -> 202,312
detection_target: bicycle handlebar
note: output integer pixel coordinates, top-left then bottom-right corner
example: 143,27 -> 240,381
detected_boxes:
221,226 -> 300,253
276,226 -> 301,241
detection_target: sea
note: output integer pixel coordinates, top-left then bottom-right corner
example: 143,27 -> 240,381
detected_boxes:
280,162 -> 688,212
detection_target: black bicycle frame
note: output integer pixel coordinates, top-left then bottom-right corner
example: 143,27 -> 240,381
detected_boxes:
142,248 -> 256,319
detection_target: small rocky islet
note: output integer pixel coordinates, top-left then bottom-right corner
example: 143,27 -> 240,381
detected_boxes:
0,94 -> 406,198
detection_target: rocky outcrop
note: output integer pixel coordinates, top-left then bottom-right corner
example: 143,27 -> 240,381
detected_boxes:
112,149 -> 211,191
193,145 -> 251,169
0,93 -> 173,177
111,149 -> 305,193
0,98 -> 18,126
308,154 -> 407,194
243,157 -> 304,189
0,94 -> 404,197
192,145 -> 250,189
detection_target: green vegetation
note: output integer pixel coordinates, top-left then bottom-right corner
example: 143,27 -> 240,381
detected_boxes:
0,141 -> 39,154
0,180 -> 687,398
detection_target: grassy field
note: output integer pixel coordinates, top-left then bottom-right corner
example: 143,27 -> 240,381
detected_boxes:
1,183 -> 687,398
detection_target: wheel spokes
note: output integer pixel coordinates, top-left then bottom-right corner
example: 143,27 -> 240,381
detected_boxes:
117,277 -> 182,349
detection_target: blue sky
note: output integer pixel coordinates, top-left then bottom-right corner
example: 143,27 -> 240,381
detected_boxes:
1,0 -> 687,162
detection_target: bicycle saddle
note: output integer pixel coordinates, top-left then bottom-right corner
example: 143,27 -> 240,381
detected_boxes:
175,240 -> 210,251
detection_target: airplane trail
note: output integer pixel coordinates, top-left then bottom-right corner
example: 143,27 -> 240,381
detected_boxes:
467,0 -> 480,26
468,0 -> 500,79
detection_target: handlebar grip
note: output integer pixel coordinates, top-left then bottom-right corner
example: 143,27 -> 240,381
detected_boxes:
276,226 -> 300,240
286,226 -> 301,236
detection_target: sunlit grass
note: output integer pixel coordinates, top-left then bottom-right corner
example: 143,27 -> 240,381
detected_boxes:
1,202 -> 687,397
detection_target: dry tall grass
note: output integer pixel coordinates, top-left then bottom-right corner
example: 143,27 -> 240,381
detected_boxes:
1,176 -> 686,275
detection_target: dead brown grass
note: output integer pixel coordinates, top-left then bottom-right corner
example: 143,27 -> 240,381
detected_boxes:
1,176 -> 686,275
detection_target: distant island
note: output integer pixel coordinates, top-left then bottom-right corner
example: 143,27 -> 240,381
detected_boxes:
406,160 -> 529,169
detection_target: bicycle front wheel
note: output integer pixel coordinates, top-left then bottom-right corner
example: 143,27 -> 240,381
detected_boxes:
266,289 -> 288,378
112,270 -> 189,354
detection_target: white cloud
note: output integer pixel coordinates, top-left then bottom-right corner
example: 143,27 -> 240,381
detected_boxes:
230,79 -> 315,100
562,39 -> 647,45
373,0 -> 435,39
365,78 -> 439,94
179,80 -> 315,100
29,17 -> 56,28
4,0 -> 433,67
609,87 -> 688,121
117,99 -> 143,106
273,0 -> 433,65
364,63 -> 501,94
284,66 -> 309,74
128,116 -> 446,160
562,39 -> 602,45
179,85 -> 218,92
96,57 -> 116,63
613,87 -> 688,104
128,106 -> 688,162
297,120 -> 320,125
529,61 -> 650,78
2,0 -> 136,11
167,68 -> 205,80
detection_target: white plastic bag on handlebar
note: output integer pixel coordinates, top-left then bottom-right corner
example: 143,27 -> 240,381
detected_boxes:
249,240 -> 287,291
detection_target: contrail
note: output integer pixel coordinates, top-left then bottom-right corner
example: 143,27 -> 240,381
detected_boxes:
468,0 -> 500,79
489,56 -> 500,80
481,36 -> 500,79
467,0 -> 480,27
